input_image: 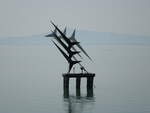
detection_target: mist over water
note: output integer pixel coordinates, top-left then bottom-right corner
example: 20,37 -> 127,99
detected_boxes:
0,45 -> 150,113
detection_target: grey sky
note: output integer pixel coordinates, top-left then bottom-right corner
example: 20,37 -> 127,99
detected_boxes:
0,0 -> 150,37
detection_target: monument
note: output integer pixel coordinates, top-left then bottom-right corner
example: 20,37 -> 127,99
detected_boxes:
45,21 -> 95,98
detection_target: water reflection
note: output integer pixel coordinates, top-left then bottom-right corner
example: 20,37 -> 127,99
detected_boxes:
64,86 -> 94,98
63,95 -> 95,113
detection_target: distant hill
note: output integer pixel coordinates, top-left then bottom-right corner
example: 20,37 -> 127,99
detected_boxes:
77,30 -> 150,45
0,30 -> 150,45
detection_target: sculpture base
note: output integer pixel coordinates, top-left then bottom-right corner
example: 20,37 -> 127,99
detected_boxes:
62,73 -> 95,98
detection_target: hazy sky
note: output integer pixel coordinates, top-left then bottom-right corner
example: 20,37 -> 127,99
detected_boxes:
0,0 -> 150,37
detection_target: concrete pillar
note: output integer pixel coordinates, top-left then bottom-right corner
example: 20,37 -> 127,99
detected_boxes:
63,77 -> 69,98
76,77 -> 81,96
87,77 -> 94,97
76,77 -> 81,89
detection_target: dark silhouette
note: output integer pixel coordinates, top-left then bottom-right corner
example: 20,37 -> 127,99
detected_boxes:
63,27 -> 67,35
51,21 -> 79,49
52,40 -> 81,73
46,21 -> 95,98
45,25 -> 82,59
72,56 -> 88,73
45,27 -> 67,37
69,30 -> 83,58
70,29 -> 93,61
51,30 -> 80,59
47,27 -> 92,61
46,22 -> 88,73
45,21 -> 93,72
45,27 -> 57,37
63,73 -> 95,99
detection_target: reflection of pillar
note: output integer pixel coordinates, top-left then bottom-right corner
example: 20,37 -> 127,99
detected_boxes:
63,76 -> 69,98
87,88 -> 93,97
76,77 -> 81,96
87,77 -> 94,97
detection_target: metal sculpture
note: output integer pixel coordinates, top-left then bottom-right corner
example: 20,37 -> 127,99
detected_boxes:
46,21 -> 95,97
46,21 -> 92,73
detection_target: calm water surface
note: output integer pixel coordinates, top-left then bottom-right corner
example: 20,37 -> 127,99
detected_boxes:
0,45 -> 150,113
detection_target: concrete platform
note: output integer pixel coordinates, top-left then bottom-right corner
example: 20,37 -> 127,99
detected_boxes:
62,73 -> 95,98
62,73 -> 95,78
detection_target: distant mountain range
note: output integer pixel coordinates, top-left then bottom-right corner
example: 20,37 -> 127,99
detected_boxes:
0,30 -> 150,45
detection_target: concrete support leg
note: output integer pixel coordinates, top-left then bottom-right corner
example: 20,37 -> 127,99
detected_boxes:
63,77 -> 69,98
87,77 -> 94,89
76,77 -> 81,96
87,77 -> 94,97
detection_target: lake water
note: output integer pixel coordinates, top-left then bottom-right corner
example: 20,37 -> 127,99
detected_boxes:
0,45 -> 150,113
